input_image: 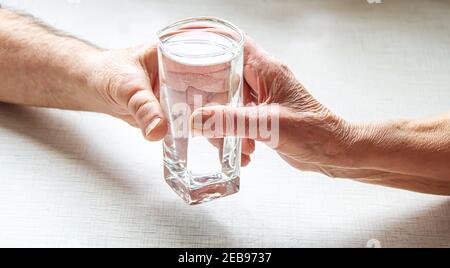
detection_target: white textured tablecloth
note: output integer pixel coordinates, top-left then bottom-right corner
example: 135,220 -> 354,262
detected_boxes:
0,0 -> 449,248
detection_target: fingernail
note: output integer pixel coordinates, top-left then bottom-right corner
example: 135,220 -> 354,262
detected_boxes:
145,117 -> 161,137
191,109 -> 214,137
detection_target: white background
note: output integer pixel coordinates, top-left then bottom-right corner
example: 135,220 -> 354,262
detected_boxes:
0,0 -> 449,247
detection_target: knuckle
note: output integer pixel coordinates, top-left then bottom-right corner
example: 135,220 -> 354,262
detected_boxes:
127,90 -> 155,115
136,101 -> 158,120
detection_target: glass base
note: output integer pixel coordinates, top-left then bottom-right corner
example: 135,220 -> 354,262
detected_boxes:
164,166 -> 240,205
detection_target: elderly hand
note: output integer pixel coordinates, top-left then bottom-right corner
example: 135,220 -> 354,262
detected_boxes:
191,38 -> 358,176
191,38 -> 450,196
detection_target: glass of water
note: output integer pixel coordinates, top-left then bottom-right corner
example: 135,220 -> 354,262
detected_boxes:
157,17 -> 244,205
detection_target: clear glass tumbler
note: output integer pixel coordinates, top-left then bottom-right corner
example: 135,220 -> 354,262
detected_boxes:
157,17 -> 244,205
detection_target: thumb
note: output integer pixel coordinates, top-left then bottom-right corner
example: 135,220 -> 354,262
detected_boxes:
190,104 -> 281,146
127,88 -> 167,141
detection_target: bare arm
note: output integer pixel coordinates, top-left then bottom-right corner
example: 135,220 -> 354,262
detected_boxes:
0,7 -> 167,140
349,112 -> 450,193
0,8 -> 105,112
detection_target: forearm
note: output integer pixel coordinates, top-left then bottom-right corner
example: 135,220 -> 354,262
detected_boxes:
354,173 -> 450,195
0,8 -> 103,112
351,112 -> 450,183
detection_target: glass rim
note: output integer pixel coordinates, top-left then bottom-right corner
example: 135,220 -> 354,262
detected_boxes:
156,16 -> 245,59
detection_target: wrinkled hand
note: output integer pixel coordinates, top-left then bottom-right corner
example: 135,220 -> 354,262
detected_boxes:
189,38 -> 450,195
191,38 -> 370,178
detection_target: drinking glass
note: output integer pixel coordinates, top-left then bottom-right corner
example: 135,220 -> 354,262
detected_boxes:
157,17 -> 244,205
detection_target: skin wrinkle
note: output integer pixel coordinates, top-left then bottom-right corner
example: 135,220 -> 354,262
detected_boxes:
195,37 -> 450,195
1,8 -> 449,195
353,120 -> 450,182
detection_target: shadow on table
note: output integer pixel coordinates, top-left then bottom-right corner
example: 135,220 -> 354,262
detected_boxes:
0,104 -> 233,247
368,199 -> 450,248
2,104 -> 449,247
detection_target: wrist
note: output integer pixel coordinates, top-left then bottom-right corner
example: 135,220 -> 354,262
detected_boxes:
41,36 -> 107,113
308,113 -> 362,169
68,46 -> 111,113
345,120 -> 411,170
333,119 -> 386,170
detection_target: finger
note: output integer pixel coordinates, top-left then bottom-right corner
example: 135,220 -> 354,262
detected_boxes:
206,137 -> 250,167
190,104 -> 280,144
127,89 -> 167,141
242,138 -> 255,155
136,44 -> 159,91
244,36 -> 271,67
241,154 -> 251,167
243,37 -> 280,104
243,79 -> 257,105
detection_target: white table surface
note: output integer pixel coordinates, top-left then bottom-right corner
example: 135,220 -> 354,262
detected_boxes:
0,0 -> 449,248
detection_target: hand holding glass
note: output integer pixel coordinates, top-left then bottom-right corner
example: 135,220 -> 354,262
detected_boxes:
157,17 -> 244,204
